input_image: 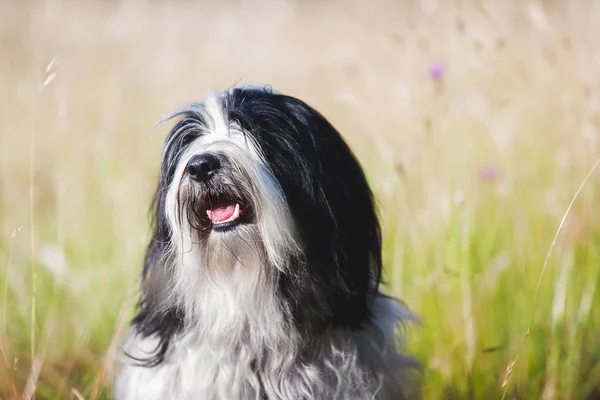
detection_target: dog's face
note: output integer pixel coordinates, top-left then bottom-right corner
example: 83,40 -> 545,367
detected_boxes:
135,86 -> 383,363
162,96 -> 299,280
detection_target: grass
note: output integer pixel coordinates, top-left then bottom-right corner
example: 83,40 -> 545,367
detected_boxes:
1,0 -> 600,398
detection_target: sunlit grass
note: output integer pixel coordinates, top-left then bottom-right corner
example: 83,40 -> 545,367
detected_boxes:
1,1 -> 600,399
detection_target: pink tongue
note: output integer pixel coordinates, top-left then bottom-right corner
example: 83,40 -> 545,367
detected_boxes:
207,204 -> 236,223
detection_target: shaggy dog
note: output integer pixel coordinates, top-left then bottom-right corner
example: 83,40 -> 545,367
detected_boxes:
114,85 -> 419,400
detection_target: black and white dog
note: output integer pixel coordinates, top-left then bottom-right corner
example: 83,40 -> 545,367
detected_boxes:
115,85 -> 419,400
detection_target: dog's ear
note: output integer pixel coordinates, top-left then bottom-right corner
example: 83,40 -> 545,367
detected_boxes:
128,167 -> 184,367
280,102 -> 382,329
226,89 -> 382,331
130,113 -> 204,365
141,112 -> 196,280
142,174 -> 170,278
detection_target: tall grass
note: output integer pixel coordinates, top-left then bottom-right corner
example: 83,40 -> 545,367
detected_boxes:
1,1 -> 600,398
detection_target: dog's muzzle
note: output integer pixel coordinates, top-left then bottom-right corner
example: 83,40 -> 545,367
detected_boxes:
185,152 -> 250,231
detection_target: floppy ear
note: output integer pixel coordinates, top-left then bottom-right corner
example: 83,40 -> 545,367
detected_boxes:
139,113 -> 201,289
282,105 -> 382,330
221,89 -> 382,332
128,124 -> 187,366
142,174 -> 170,278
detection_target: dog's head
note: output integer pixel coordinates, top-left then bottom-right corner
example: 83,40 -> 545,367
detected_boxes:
135,86 -> 383,363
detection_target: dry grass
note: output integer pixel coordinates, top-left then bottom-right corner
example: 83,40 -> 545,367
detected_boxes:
1,0 -> 600,398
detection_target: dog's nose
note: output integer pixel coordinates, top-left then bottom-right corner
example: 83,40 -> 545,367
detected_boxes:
186,153 -> 221,182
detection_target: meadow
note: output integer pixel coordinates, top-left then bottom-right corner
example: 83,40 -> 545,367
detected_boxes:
1,1 -> 600,398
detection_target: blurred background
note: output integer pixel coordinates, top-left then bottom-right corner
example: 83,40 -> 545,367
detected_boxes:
2,0 -> 600,398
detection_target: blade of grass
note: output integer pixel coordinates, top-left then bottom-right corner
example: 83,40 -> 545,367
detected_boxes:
501,157 -> 600,398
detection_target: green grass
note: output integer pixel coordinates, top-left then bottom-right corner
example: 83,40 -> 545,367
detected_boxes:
2,1 -> 600,398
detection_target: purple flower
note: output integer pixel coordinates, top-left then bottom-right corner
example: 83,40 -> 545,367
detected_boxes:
429,64 -> 445,80
479,164 -> 501,182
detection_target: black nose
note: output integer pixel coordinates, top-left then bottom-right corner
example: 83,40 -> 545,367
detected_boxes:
186,153 -> 221,182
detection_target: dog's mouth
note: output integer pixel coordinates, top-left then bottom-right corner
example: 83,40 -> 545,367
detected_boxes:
207,203 -> 240,225
197,194 -> 252,232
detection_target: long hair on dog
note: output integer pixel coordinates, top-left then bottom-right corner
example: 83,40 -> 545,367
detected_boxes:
115,85 -> 419,400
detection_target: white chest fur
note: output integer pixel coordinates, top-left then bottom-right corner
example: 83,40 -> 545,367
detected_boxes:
114,295 -> 415,400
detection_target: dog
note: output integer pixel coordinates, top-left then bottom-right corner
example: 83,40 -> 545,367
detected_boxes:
114,85 -> 419,400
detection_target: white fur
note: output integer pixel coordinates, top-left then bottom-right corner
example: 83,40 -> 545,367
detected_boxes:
115,90 -> 417,400
115,295 -> 415,400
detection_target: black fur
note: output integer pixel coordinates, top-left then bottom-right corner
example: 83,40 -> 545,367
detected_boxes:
131,86 -> 383,365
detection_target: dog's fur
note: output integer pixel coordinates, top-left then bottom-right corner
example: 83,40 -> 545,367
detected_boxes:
114,85 -> 419,400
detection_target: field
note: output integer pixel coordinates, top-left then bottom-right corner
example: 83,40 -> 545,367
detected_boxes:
1,0 -> 600,398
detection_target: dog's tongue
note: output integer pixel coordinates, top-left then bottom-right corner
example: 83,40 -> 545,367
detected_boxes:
206,203 -> 239,224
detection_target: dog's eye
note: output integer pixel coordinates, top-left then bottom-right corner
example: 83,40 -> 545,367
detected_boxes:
180,133 -> 198,148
